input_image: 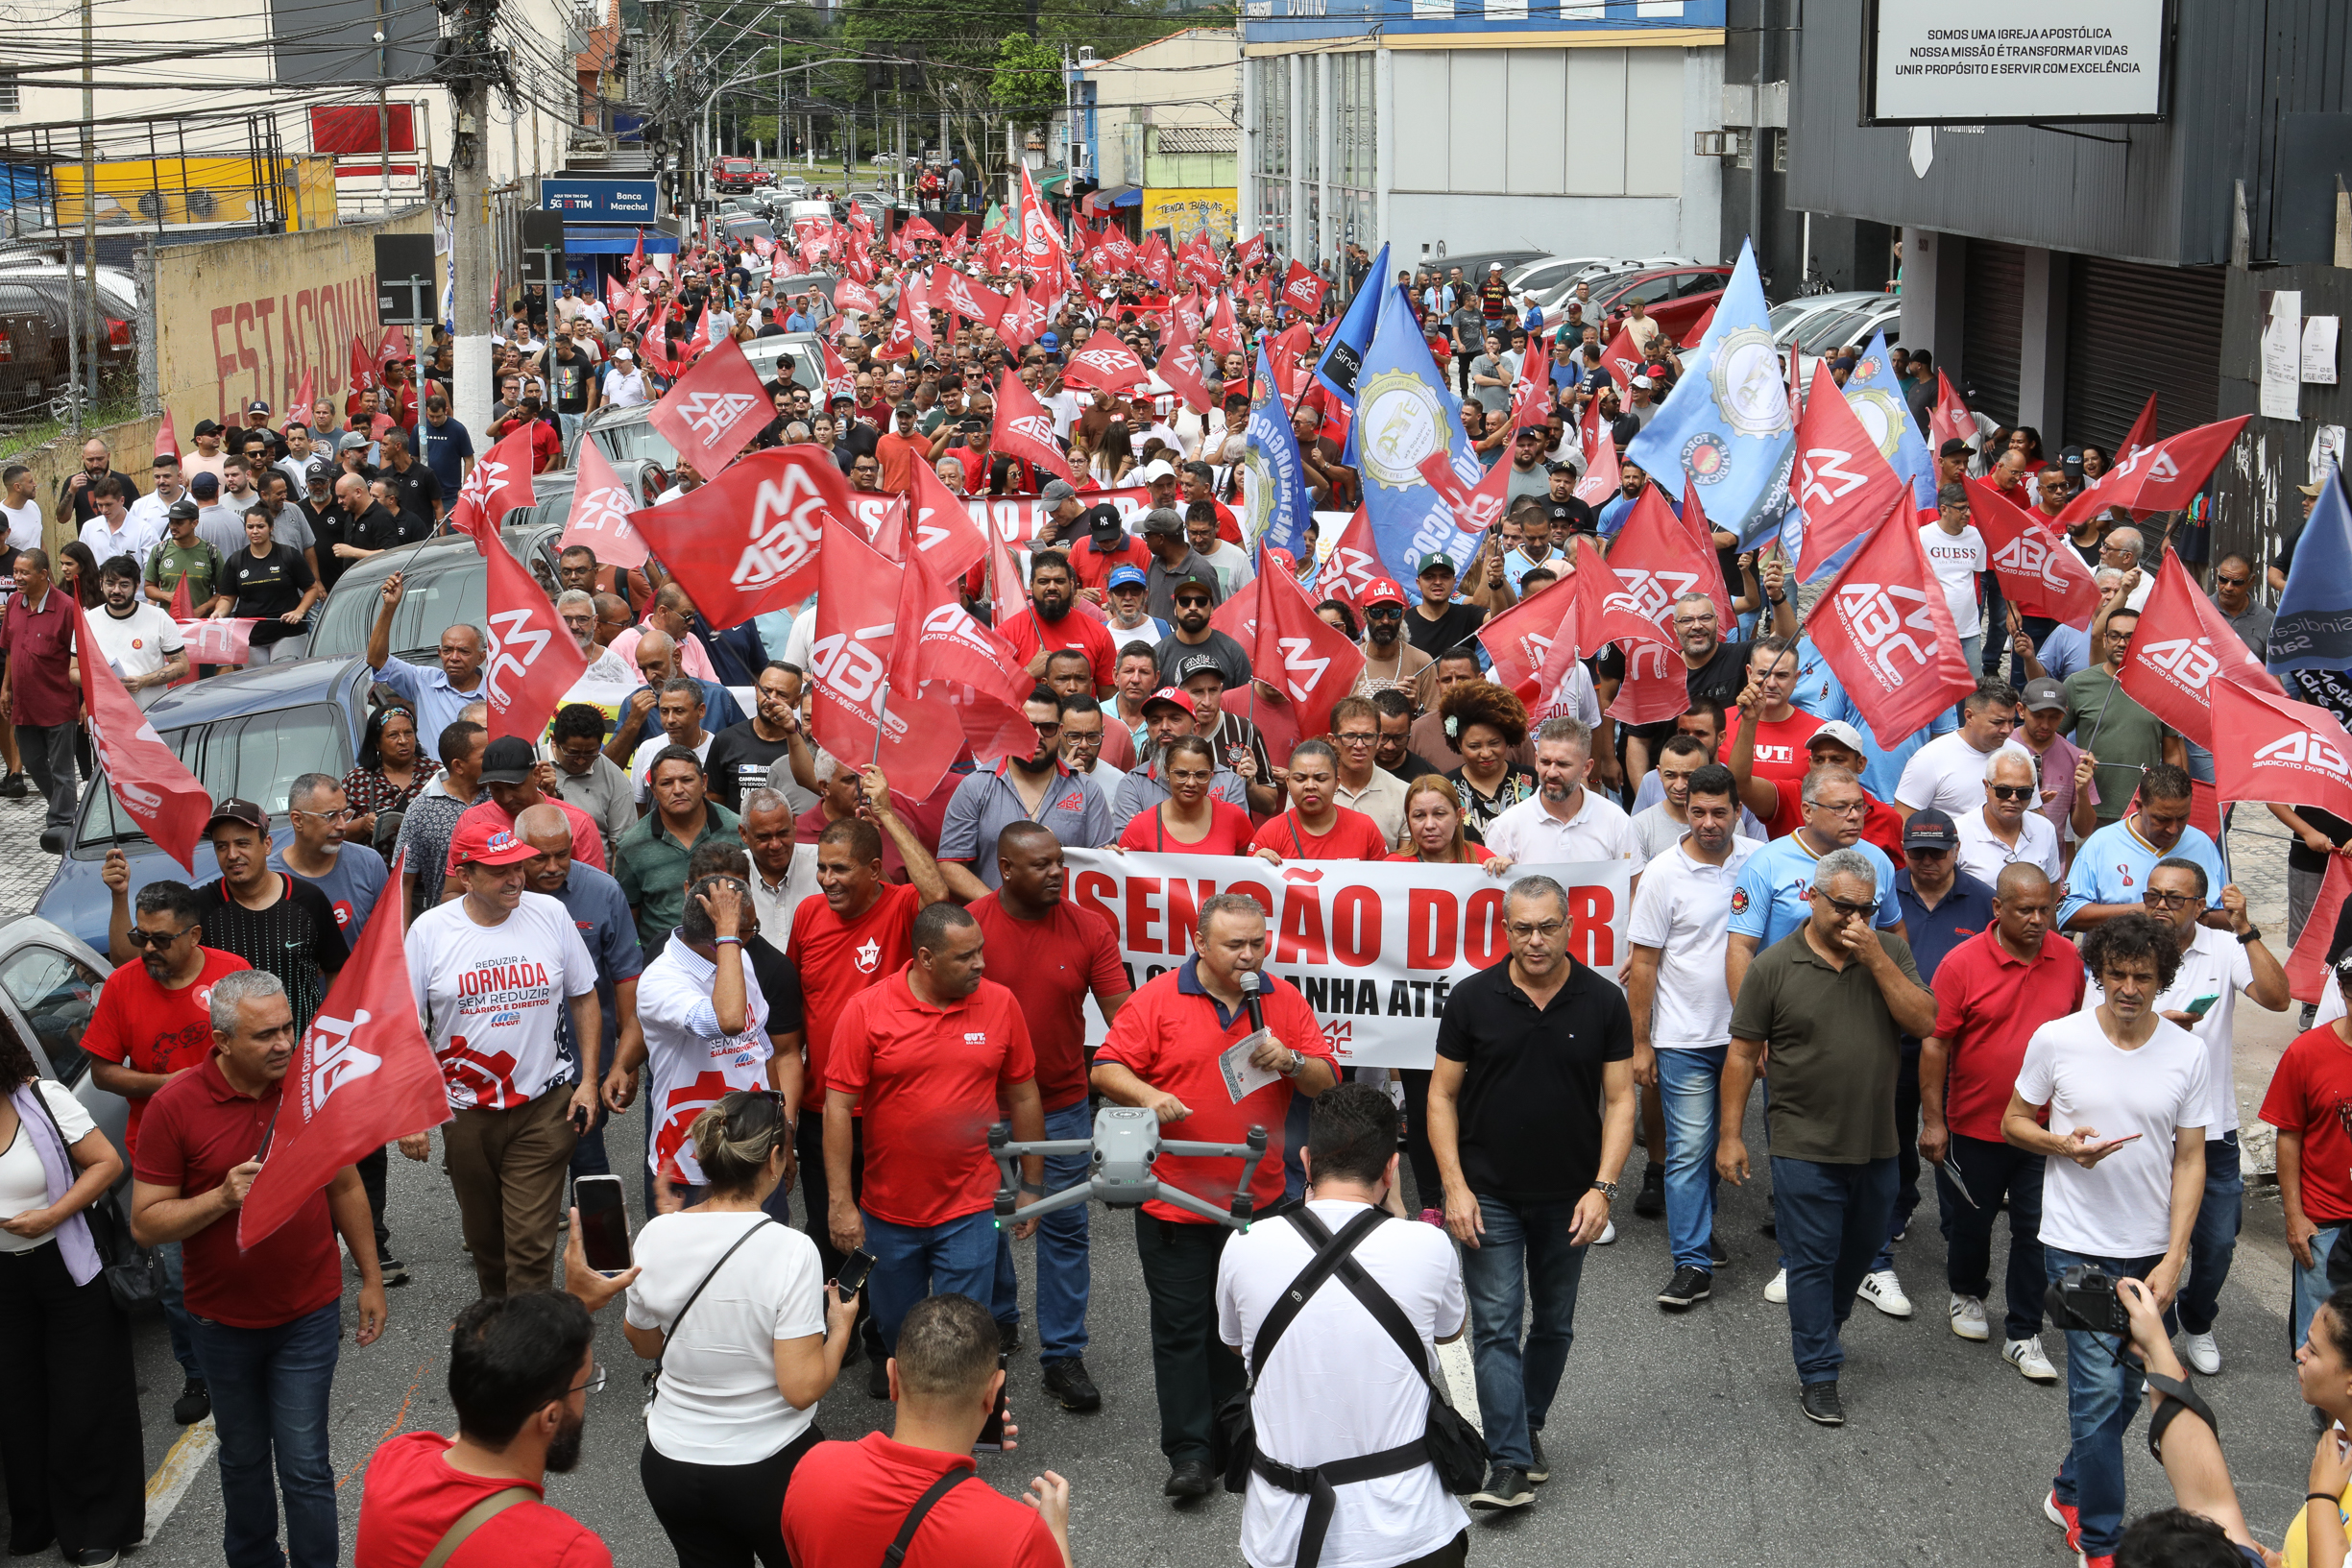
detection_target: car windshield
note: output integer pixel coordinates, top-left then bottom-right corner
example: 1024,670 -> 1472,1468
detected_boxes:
591,412 -> 680,468
1793,307 -> 1877,354
312,551 -> 485,664
79,702 -> 350,848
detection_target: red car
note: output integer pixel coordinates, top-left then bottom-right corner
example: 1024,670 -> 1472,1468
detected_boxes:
1590,264 -> 1733,344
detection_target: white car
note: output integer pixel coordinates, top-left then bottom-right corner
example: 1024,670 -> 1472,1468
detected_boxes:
1782,294 -> 1903,381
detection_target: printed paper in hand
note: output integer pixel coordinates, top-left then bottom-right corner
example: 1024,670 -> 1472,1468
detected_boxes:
1219,1029 -> 1280,1104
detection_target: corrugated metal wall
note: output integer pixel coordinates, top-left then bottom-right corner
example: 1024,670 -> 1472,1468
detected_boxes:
1959,241 -> 2024,426
2063,261 -> 2228,454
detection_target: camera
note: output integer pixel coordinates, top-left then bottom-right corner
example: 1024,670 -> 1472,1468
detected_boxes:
2049,1263 -> 2132,1336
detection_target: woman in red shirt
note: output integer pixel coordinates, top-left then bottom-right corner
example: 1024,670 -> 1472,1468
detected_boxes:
1116,736 -> 1252,855
1389,775 -> 1513,871
1247,739 -> 1394,861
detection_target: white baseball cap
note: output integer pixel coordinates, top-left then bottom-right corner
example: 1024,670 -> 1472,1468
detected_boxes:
614,348 -> 634,362
1807,720 -> 1867,756
1489,262 -> 1503,272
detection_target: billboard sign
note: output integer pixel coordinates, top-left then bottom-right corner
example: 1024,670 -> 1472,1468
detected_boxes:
537,176 -> 661,223
1863,0 -> 2170,125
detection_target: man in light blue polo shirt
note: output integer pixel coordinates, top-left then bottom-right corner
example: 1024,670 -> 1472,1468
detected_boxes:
936,688 -> 1113,898
361,568 -> 488,745
2054,762 -> 2224,932
1727,764 -> 1904,1003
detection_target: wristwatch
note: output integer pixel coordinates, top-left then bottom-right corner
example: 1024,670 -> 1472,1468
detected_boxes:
1589,1179 -> 1618,1200
1281,1049 -> 1307,1076
2238,925 -> 2262,945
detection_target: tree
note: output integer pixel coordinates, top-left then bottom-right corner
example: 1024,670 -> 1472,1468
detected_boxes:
990,33 -> 1065,133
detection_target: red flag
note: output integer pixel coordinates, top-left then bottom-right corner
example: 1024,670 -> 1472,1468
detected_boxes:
625,446 -> 847,629
2119,392 -> 2160,460
175,616 -> 257,667
236,850 -> 451,1249
155,410 -> 180,463
992,370 -> 1077,484
1928,370 -> 1974,456
1965,475 -> 2099,628
1788,360 -> 1908,570
1677,480 -> 1735,625
347,333 -> 376,396
2116,552 -> 2286,751
1206,291 -> 1244,359
898,456 -> 992,584
809,520 -> 961,801
1573,427 -> 1621,509
1155,314 -> 1214,413
628,227 -> 646,277
1803,495 -> 1978,749
1596,486 -> 1716,650
820,337 -> 857,408
377,325 -> 409,365
985,524 -> 1030,622
447,423 -> 539,548
1137,231 -> 1176,292
1243,566 -> 1365,744
70,598 -> 211,873
1281,262 -> 1328,318
939,269 -> 1009,330
2052,417 -> 2249,529
481,542 -> 589,743
1179,232 -> 1224,290
2212,675 -> 2352,824
1478,584 -> 1585,700
2291,856 -> 2352,1005
1061,329 -> 1152,398
1506,335 -> 1553,436
1231,232 -> 1267,273
292,366 -> 316,422
1600,324 -> 1642,393
996,282 -> 1036,350
892,547 -> 1037,765
1309,506 -> 1384,608
836,276 -> 881,316
1416,449 -> 1513,539
558,439 -> 650,570
1016,165 -> 1067,277
687,303 -> 715,362
646,336 -> 772,480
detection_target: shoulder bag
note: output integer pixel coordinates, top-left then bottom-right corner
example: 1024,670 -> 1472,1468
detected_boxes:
642,1215 -> 775,1417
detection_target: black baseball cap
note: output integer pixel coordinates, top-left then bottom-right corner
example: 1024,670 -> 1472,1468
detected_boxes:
476,736 -> 539,785
1903,808 -> 1959,853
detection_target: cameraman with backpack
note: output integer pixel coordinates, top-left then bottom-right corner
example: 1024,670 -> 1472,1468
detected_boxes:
1217,1082 -> 1472,1568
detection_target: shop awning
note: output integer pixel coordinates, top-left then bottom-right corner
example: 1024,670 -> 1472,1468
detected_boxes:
560,224 -> 680,254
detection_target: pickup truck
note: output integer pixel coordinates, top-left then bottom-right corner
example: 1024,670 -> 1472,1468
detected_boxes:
713,157 -> 760,193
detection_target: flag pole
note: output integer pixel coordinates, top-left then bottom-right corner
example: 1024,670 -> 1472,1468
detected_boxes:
869,677 -> 889,766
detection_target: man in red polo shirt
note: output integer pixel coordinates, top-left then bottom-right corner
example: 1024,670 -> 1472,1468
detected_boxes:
130,968 -> 388,1568
1916,862 -> 2080,1382
0,546 -> 82,850
789,789 -> 951,1383
1247,739 -> 1394,862
442,736 -> 609,883
781,1293 -> 1070,1568
826,902 -> 1047,1368
971,823 -> 1131,1412
1091,893 -> 1337,1499
1733,720 -> 1906,856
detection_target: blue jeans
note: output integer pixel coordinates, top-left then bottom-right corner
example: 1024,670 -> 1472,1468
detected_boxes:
1935,1132 -> 2047,1340
1655,1047 -> 1726,1270
865,1209 -> 998,1351
2178,1132 -> 2243,1337
990,1098 -> 1094,1363
1461,1194 -> 1588,1472
2293,1224 -> 2345,1363
1772,1155 -> 1899,1383
158,1239 -> 199,1376
2046,1245 -> 2171,1558
2184,739 -> 2217,785
187,1300 -> 341,1568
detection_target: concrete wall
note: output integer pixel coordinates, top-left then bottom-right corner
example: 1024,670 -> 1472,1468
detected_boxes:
153,209 -> 433,435
1088,29 -> 1243,131
14,413 -> 166,558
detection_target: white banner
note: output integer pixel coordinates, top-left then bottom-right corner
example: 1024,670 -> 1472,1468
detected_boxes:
1064,849 -> 1631,1070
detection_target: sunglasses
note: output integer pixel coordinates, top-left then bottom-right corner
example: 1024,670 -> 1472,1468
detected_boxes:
125,924 -> 196,948
1810,891 -> 1876,917
1989,784 -> 2036,802
1173,596 -> 1212,609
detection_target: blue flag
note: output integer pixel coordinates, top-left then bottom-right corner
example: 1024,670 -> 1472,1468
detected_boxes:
1844,330 -> 1936,512
2269,467 -> 2352,672
1316,241 -> 1388,404
1352,280 -> 1486,579
1626,238 -> 1796,548
1239,342 -> 1316,559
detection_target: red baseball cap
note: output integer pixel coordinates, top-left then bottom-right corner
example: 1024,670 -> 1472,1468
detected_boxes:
1362,578 -> 1408,609
451,819 -> 539,868
1139,686 -> 1197,717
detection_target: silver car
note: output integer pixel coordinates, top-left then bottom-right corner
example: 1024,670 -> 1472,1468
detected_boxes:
4,914 -> 129,1221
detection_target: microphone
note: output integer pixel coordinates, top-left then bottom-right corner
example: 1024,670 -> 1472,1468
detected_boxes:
1238,969 -> 1266,1035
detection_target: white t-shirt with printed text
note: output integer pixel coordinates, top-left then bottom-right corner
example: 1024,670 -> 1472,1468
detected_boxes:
406,892 -> 599,1110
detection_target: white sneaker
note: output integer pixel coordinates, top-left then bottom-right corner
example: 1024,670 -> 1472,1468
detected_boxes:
1764,1267 -> 1788,1304
2182,1331 -> 2222,1375
1948,1293 -> 1989,1341
1858,1268 -> 1914,1318
2004,1337 -> 2058,1383
1595,1219 -> 1617,1245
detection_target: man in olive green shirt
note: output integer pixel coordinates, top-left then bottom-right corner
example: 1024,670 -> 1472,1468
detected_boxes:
143,499 -> 227,612
2059,605 -> 2184,827
1718,847 -> 1935,1427
612,746 -> 742,957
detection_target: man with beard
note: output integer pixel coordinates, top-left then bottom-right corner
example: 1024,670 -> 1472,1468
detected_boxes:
1139,508 -> 1224,618
937,688 -> 1113,898
1152,575 -> 1250,689
352,1290 -> 616,1568
995,551 -> 1117,694
1351,578 -> 1438,712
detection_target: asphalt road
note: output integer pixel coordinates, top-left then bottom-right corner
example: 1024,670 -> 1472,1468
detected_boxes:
26,1094 -> 2334,1568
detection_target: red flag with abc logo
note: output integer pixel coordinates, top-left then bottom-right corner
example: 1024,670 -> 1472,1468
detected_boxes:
2117,552 -> 2285,751
482,542 -> 589,743
808,519 -> 961,802
2212,675 -> 2352,821
1803,494 -> 1977,748
238,850 -> 450,1249
1965,475 -> 2100,629
70,598 -> 212,873
624,446 -> 849,629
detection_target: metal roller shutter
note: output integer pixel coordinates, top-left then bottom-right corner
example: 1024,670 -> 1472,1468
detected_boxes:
2064,258 -> 2227,453
1960,240 -> 2026,426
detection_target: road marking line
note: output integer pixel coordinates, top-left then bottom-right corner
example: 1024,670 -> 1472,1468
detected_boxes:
1437,1339 -> 1482,1435
139,1416 -> 217,1545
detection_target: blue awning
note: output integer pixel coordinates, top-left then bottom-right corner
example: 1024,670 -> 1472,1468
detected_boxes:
561,225 -> 680,254
1112,187 -> 1141,208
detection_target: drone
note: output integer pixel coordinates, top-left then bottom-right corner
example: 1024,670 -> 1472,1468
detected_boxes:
990,1106 -> 1271,1231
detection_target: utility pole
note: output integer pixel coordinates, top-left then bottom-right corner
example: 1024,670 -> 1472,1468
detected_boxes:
80,0 -> 97,415
445,0 -> 497,443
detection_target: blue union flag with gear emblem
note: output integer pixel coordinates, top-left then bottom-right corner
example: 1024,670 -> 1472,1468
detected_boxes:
1241,341 -> 1316,560
1627,238 -> 1796,549
1353,280 -> 1488,580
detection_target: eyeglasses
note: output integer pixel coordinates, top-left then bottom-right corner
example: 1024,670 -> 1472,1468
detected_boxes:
1810,891 -> 1877,917
1335,732 -> 1377,747
1506,919 -> 1566,939
125,924 -> 195,948
2142,889 -> 2200,908
1808,798 -> 1869,817
1672,614 -> 1717,628
292,807 -> 355,824
568,1364 -> 608,1396
2215,573 -> 2250,588
1030,720 -> 1062,738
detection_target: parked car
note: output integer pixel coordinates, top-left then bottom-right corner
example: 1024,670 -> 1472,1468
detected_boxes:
3,914 -> 129,1224
0,307 -> 64,408
0,269 -> 136,377
1781,294 -> 1903,380
309,520 -> 564,675
1767,290 -> 1882,341
1588,264 -> 1734,345
1421,248 -> 1544,284
34,657 -> 377,956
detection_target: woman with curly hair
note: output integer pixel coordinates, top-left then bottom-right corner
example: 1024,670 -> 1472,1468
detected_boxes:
0,1012 -> 145,1564
1390,774 -> 1515,872
1440,681 -> 1539,839
1315,598 -> 1360,641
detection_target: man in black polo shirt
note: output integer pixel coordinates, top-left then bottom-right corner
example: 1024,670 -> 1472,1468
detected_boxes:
1539,463 -> 1596,540
1428,873 -> 1635,1512
377,429 -> 443,529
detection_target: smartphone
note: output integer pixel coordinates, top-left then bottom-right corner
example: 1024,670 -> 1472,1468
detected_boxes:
573,1175 -> 632,1275
835,1245 -> 876,1303
974,1353 -> 1010,1452
2183,993 -> 2222,1020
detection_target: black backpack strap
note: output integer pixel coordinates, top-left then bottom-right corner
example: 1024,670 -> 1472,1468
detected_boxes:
879,1468 -> 973,1568
1245,1204 -> 1391,1388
